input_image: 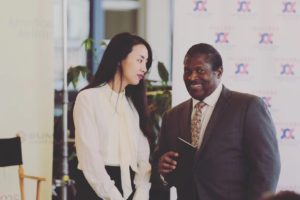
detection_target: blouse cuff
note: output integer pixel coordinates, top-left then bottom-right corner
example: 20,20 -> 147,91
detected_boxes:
132,182 -> 151,200
159,174 -> 169,186
102,185 -> 124,200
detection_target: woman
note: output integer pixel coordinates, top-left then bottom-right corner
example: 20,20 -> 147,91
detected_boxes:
73,32 -> 153,200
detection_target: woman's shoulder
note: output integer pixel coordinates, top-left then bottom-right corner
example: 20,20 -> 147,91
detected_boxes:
75,86 -> 107,105
78,85 -> 106,97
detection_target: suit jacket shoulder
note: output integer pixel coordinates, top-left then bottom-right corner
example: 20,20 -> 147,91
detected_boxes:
164,99 -> 192,119
221,86 -> 258,104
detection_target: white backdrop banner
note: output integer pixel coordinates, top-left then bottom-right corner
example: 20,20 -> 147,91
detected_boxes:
0,0 -> 54,200
172,0 -> 300,196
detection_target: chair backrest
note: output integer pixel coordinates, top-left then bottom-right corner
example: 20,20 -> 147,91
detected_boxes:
0,136 -> 46,200
0,136 -> 23,167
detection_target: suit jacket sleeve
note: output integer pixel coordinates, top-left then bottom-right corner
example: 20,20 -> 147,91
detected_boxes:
151,111 -> 174,188
244,96 -> 281,199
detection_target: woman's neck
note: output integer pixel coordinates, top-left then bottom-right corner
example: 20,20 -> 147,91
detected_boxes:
108,78 -> 126,93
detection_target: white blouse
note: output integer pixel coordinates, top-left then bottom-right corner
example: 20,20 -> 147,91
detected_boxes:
73,84 -> 151,200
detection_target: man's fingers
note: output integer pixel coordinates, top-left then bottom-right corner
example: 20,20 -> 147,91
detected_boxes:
158,151 -> 179,174
159,163 -> 176,174
162,162 -> 176,170
163,151 -> 178,164
160,168 -> 174,174
165,151 -> 179,158
163,156 -> 177,165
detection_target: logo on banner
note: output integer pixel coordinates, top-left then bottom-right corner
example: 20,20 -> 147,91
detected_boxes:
261,96 -> 272,108
274,58 -> 300,81
259,32 -> 273,44
280,63 -> 295,75
237,0 -> 251,13
280,128 -> 295,139
282,1 -> 296,13
235,63 -> 249,74
193,0 -> 208,12
18,130 -> 53,144
227,57 -> 254,81
0,193 -> 19,200
215,32 -> 229,44
253,90 -> 278,113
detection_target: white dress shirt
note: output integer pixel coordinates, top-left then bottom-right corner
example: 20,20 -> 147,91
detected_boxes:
191,83 -> 223,149
73,84 -> 151,200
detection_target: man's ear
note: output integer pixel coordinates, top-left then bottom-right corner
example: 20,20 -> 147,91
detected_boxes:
215,67 -> 223,78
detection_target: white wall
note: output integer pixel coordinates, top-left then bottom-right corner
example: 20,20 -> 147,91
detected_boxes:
146,0 -> 172,82
0,1 -> 54,199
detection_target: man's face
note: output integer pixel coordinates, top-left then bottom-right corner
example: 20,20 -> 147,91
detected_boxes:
183,54 -> 223,101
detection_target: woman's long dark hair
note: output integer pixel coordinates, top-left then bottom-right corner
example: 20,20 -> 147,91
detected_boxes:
82,32 -> 154,149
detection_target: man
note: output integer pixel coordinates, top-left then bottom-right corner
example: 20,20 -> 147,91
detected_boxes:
153,43 -> 280,200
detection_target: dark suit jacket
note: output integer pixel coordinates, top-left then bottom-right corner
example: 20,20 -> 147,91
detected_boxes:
153,86 -> 280,200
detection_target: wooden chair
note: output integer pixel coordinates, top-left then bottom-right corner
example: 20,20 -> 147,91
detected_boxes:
0,136 -> 46,200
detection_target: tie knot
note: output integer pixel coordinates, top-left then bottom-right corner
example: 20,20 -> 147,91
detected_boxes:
195,101 -> 206,111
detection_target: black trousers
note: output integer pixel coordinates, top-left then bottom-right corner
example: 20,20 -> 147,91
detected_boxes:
75,166 -> 135,200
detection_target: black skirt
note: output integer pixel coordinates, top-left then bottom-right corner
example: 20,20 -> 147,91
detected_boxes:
75,166 -> 135,200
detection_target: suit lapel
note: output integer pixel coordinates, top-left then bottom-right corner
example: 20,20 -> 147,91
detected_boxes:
179,99 -> 193,143
196,87 -> 231,158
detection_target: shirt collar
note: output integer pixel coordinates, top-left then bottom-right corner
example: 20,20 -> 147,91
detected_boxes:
105,82 -> 125,93
103,83 -> 126,100
192,82 -> 223,108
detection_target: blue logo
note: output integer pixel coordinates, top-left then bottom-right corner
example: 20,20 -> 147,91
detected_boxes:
280,64 -> 295,75
280,128 -> 295,139
215,32 -> 229,43
235,63 -> 249,74
261,96 -> 272,108
237,0 -> 251,13
259,32 -> 273,44
282,1 -> 296,13
193,0 -> 208,12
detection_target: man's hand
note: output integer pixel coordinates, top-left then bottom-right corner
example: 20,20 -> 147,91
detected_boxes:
158,151 -> 179,175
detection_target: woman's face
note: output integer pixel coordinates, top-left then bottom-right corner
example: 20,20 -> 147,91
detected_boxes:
121,44 -> 148,86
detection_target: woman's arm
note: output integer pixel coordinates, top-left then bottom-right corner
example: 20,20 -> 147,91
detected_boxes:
132,131 -> 151,200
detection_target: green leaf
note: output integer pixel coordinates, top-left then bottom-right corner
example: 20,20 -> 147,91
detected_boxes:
157,61 -> 169,85
67,66 -> 75,85
71,76 -> 79,88
76,65 -> 89,78
67,66 -> 88,88
99,40 -> 108,48
81,38 -> 94,51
